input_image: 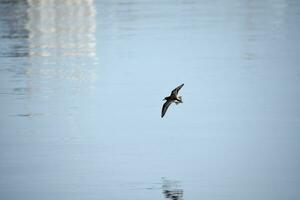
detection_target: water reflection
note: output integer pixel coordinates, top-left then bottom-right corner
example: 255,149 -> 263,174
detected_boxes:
26,0 -> 96,58
162,178 -> 184,200
25,0 -> 97,82
0,0 -> 98,120
0,0 -> 300,200
0,0 -> 29,57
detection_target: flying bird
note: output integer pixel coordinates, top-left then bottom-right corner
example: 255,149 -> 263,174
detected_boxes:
161,83 -> 184,118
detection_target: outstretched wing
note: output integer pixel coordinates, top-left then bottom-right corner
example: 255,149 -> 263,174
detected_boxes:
171,83 -> 184,96
161,100 -> 172,118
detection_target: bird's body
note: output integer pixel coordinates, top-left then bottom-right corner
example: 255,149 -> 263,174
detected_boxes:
161,83 -> 184,118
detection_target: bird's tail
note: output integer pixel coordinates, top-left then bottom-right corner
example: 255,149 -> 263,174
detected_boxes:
175,96 -> 183,104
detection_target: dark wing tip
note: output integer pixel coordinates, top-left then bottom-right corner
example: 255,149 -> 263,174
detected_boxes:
171,83 -> 184,95
161,109 -> 166,118
161,100 -> 172,118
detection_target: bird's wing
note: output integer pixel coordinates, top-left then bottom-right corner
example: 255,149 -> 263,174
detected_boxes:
171,83 -> 184,96
161,100 -> 173,118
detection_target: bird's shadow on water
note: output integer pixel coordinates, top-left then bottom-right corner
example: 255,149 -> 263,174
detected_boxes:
129,177 -> 184,200
161,178 -> 184,200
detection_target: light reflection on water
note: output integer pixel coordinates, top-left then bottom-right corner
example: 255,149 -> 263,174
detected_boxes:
0,0 -> 300,200
26,0 -> 97,83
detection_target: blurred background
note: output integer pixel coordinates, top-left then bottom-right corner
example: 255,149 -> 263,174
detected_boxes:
0,0 -> 300,200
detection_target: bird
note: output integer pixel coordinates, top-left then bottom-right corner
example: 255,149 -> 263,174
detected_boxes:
161,83 -> 184,118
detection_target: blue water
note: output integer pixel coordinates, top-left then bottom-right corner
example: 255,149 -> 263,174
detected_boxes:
0,0 -> 300,200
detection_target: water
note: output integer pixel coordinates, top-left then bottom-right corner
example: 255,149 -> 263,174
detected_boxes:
0,0 -> 300,199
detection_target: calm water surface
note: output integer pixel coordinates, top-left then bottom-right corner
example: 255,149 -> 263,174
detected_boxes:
0,0 -> 300,200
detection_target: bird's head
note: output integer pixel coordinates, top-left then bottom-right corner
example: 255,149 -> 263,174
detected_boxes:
163,97 -> 168,101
